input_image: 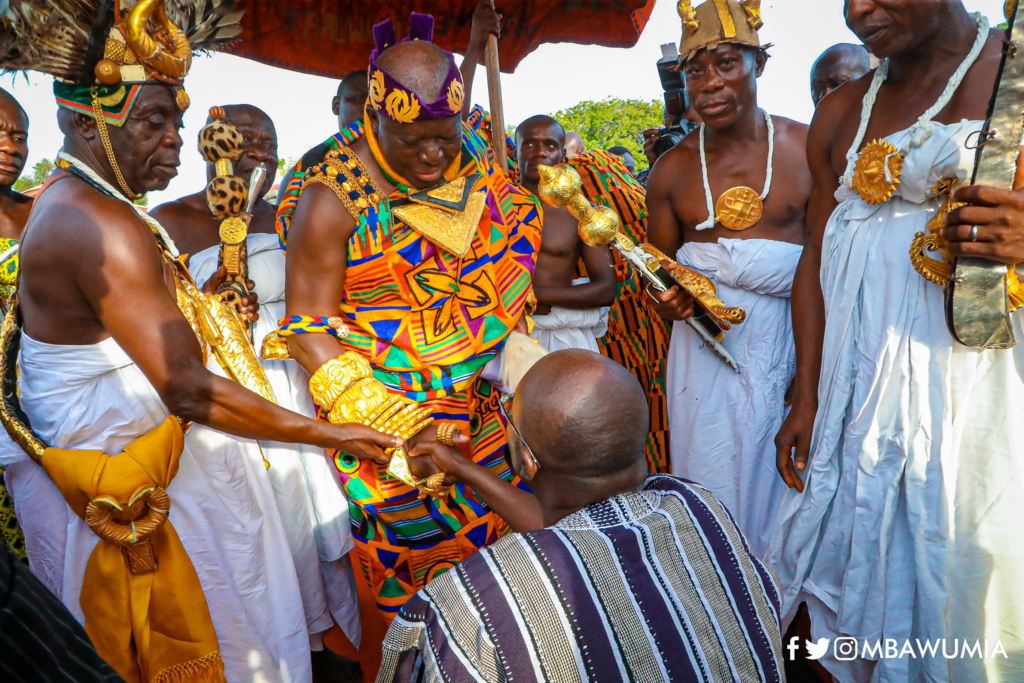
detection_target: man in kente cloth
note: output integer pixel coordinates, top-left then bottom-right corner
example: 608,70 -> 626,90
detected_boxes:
152,105 -> 363,660
0,88 -> 30,563
276,10 -> 542,673
772,1 -> 1024,680
516,115 -> 616,353
646,0 -> 811,558
0,2 -> 397,681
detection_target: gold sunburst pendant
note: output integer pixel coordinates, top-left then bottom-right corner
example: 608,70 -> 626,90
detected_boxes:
851,139 -> 903,205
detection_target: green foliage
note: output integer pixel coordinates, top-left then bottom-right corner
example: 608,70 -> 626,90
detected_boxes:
13,158 -> 55,192
552,98 -> 664,170
134,195 -> 148,207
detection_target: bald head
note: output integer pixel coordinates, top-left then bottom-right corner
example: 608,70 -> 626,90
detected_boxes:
517,350 -> 648,479
375,41 -> 454,104
564,132 -> 585,159
811,43 -> 871,107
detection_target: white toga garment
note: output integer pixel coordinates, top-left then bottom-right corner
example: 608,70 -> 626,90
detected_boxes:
769,120 -> 1024,683
667,238 -> 801,558
530,279 -> 609,354
1,332 -> 312,683
190,233 -> 360,647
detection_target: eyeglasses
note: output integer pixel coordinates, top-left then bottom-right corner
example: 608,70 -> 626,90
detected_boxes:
498,392 -> 538,469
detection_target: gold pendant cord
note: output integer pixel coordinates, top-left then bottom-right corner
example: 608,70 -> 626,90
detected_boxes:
696,110 -> 773,230
90,95 -> 143,202
840,13 -> 989,194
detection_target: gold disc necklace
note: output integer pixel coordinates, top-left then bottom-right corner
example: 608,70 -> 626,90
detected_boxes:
842,12 -> 989,205
696,110 -> 774,231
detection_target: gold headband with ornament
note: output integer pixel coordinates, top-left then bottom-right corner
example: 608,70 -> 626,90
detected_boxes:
677,0 -> 766,64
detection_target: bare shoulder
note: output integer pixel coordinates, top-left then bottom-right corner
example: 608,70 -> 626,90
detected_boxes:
647,133 -> 699,194
288,182 -> 357,249
770,116 -> 809,142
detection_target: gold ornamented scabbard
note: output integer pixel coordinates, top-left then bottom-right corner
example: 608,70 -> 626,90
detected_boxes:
945,6 -> 1024,349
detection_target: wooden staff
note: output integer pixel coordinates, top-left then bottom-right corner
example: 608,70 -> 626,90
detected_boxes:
484,33 -> 507,172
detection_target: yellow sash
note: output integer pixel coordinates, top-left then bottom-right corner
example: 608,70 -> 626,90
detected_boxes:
41,417 -> 225,683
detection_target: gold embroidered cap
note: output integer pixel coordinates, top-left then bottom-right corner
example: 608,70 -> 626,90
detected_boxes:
677,0 -> 765,64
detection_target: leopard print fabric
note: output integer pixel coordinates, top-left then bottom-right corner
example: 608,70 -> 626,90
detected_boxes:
206,175 -> 247,219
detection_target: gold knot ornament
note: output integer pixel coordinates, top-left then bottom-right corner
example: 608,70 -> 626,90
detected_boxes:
716,186 -> 763,230
85,485 -> 170,574
852,139 -> 903,205
536,164 -> 621,247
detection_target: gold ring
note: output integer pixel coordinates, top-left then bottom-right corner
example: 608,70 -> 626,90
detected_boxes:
436,421 -> 458,447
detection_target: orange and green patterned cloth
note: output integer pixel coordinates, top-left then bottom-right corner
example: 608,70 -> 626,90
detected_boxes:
277,118 -> 541,620
0,237 -> 26,561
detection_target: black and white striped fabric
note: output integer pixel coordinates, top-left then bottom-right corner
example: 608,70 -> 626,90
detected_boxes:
379,475 -> 784,683
0,543 -> 124,682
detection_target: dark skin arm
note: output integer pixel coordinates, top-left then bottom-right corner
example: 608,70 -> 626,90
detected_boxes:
643,150 -> 695,320
943,183 -> 1024,264
774,94 -> 842,493
459,0 -> 500,120
533,242 -> 615,309
407,432 -> 544,533
23,185 -> 395,462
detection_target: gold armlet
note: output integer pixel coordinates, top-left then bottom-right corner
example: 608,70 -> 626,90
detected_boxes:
309,353 -> 373,410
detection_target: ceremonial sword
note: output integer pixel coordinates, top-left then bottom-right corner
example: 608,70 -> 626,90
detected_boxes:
945,2 -> 1023,348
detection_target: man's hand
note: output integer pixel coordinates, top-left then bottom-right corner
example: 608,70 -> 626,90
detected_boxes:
943,185 -> 1024,264
406,428 -> 473,487
201,265 -> 260,321
775,399 -> 816,493
468,0 -> 500,53
649,265 -> 696,321
330,424 -> 402,465
643,127 -> 662,166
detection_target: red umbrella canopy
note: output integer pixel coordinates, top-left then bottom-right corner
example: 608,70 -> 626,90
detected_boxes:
228,0 -> 657,78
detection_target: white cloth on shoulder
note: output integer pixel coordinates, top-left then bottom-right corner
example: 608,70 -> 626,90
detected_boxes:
667,237 -> 801,558
768,119 -> 1024,683
529,278 -> 609,353
0,332 -> 312,683
190,232 -> 360,646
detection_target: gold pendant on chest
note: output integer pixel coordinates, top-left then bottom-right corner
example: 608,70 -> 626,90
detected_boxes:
716,186 -> 763,231
852,139 -> 903,205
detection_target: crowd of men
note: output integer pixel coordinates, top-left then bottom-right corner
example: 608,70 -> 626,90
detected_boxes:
1,0 -> 1023,682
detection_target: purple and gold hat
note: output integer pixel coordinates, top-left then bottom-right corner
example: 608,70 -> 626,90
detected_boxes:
367,13 -> 465,124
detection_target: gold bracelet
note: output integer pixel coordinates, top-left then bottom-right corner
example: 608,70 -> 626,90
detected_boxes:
309,353 -> 373,410
436,421 -> 458,447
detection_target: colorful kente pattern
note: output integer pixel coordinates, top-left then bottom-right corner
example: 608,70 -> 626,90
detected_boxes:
276,119 -> 541,619
571,151 -> 671,473
0,239 -> 26,560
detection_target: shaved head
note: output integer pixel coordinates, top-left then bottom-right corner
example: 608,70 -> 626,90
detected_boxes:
810,43 -> 871,106
517,350 -> 648,479
0,88 -> 27,124
215,104 -> 276,135
564,132 -> 585,159
515,115 -> 564,145
375,41 -> 453,103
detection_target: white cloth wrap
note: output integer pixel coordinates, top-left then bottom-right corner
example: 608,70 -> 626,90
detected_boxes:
667,238 -> 801,558
768,120 -> 1024,683
190,232 -> 360,646
0,332 -> 312,683
529,278 -> 609,353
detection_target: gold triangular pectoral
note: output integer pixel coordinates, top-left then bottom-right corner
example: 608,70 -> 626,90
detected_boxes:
426,177 -> 466,203
391,191 -> 486,257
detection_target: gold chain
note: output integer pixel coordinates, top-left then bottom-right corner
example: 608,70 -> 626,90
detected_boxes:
91,94 -> 142,201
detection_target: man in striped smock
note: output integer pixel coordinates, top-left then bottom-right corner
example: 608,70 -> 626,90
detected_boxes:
379,350 -> 784,683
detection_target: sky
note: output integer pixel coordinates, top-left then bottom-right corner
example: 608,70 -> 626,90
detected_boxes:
2,0 -> 1007,206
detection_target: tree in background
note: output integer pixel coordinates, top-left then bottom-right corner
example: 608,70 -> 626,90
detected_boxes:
552,98 -> 664,170
13,158 -> 54,193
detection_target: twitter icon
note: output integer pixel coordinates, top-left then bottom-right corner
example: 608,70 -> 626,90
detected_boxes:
806,638 -> 831,660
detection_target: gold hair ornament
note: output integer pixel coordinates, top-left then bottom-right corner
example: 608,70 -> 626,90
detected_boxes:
677,0 -> 699,33
124,0 -> 193,80
740,0 -> 764,30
